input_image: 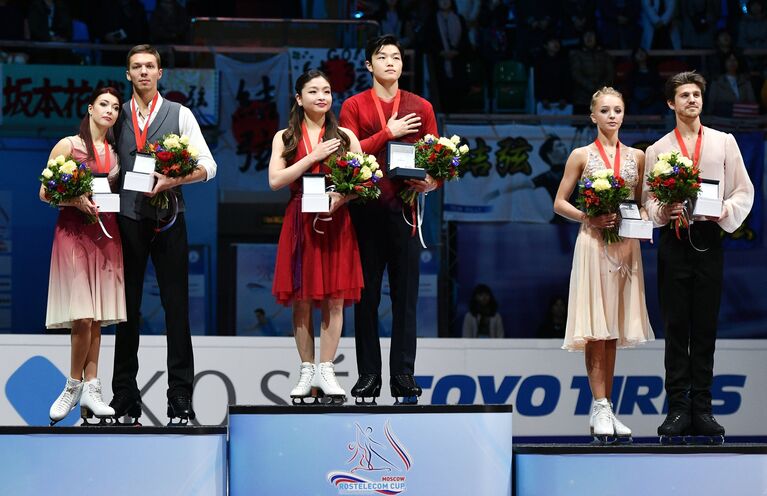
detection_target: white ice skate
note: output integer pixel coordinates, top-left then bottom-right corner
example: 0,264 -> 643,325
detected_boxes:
313,362 -> 346,404
80,378 -> 115,425
609,401 -> 632,443
49,377 -> 83,426
590,398 -> 615,444
290,362 -> 316,405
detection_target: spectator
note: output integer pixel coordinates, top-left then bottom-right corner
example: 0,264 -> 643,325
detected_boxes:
596,0 -> 641,49
514,0 -> 557,63
625,47 -> 665,114
150,0 -> 190,44
27,0 -> 71,41
706,52 -> 757,116
462,285 -> 504,338
738,1 -> 767,48
87,0 -> 149,65
536,296 -> 567,339
679,0 -> 719,48
427,0 -> 469,113
559,0 -> 596,48
640,0 -> 681,50
705,30 -> 740,79
477,0 -> 511,65
569,30 -> 614,114
535,37 -> 573,113
454,0 -> 481,49
376,0 -> 414,47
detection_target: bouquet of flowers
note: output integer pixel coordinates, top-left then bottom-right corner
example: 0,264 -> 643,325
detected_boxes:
40,154 -> 96,223
645,150 -> 701,237
325,151 -> 382,202
576,168 -> 631,244
143,133 -> 199,209
400,134 -> 469,204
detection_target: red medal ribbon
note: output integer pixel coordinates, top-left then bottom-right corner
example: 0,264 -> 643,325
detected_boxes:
301,121 -> 326,173
673,126 -> 703,166
594,139 -> 621,178
131,92 -> 160,152
91,141 -> 111,174
370,88 -> 401,131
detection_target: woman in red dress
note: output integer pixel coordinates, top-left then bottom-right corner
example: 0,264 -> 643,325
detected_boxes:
269,70 -> 364,403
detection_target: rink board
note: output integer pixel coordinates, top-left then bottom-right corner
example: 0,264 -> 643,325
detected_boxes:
228,405 -> 513,496
515,444 -> 767,495
0,426 -> 227,496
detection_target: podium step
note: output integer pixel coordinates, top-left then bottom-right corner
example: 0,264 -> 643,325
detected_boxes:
0,426 -> 226,496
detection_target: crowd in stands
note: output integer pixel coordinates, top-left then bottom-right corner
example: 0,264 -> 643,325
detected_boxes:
1,0 -> 767,116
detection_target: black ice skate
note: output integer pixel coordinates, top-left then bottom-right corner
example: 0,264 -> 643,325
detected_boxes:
688,412 -> 725,445
351,374 -> 381,405
390,374 -> 421,405
167,393 -> 196,426
109,392 -> 142,426
658,410 -> 692,445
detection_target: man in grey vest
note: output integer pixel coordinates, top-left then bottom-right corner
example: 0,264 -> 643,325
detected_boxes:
111,44 -> 217,425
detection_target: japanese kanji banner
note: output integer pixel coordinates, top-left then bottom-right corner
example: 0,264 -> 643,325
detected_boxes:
287,47 -> 370,113
0,64 -> 218,131
443,124 -> 587,223
215,53 -> 291,193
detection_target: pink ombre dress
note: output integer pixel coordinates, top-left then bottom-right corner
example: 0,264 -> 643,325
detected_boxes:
45,137 -> 126,329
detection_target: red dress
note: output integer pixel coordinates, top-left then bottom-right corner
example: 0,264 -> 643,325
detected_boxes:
272,144 -> 364,306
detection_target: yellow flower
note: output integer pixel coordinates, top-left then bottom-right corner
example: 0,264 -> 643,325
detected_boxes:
450,135 -> 461,144
459,144 -> 469,155
179,135 -> 190,145
163,137 -> 180,149
42,168 -> 53,179
47,160 -> 57,169
60,161 -> 77,175
594,168 -> 614,179
374,170 -> 383,178
593,178 -> 611,191
359,166 -> 372,181
188,146 -> 199,158
653,160 -> 672,175
54,155 -> 66,165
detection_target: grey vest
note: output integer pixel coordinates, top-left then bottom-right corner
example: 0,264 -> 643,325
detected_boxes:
117,99 -> 185,220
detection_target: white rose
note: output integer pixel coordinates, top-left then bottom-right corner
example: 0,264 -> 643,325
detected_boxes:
47,160 -> 57,169
594,168 -> 614,179
55,155 -> 66,165
374,170 -> 383,178
593,178 -> 611,191
424,134 -> 437,142
459,144 -> 469,155
437,136 -> 457,151
42,168 -> 53,179
188,146 -> 199,158
679,156 -> 693,168
359,166 -> 372,181
450,135 -> 460,144
163,138 -> 180,149
179,135 -> 190,145
658,152 -> 673,162
653,160 -> 672,175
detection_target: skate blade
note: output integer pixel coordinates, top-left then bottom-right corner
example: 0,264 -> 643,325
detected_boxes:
613,435 -> 633,444
393,396 -> 419,405
167,418 -> 190,427
354,397 -> 378,406
685,434 -> 724,445
591,435 -> 618,445
659,435 -> 688,445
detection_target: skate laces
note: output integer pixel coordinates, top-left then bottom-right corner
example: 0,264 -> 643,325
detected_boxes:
297,365 -> 314,388
320,364 -> 340,387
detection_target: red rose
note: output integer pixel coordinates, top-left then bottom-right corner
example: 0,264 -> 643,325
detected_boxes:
435,144 -> 443,152
662,178 -> 676,187
182,150 -> 190,159
157,151 -> 173,162
57,184 -> 65,193
337,160 -> 348,167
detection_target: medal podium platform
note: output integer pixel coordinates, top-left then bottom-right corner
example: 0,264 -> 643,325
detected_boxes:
228,404 -> 513,496
0,426 -> 227,495
514,443 -> 767,495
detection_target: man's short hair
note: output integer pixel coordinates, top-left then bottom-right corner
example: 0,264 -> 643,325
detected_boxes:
365,34 -> 402,62
126,44 -> 161,69
664,71 -> 706,101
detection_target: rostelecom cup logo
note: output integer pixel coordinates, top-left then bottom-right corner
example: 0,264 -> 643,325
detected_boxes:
327,419 -> 412,495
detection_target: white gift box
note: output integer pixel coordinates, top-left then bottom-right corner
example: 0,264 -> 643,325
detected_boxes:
92,175 -> 111,194
301,174 -> 329,213
133,153 -> 156,174
618,202 -> 653,239
123,171 -> 155,193
92,193 -> 120,212
388,142 -> 425,179
693,179 -> 722,217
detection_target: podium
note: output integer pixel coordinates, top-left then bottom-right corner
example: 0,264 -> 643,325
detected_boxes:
229,404 -> 513,496
0,426 -> 226,496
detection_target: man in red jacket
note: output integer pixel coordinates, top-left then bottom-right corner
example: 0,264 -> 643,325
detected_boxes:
340,34 -> 439,404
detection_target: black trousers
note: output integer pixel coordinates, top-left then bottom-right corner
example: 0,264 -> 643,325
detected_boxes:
113,213 -> 194,399
349,205 -> 421,376
658,221 -> 723,414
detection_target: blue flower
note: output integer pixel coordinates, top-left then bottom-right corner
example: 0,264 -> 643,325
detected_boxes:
79,163 -> 87,170
672,166 -> 679,174
350,158 -> 360,168
451,156 -> 460,167
584,179 -> 593,189
371,174 -> 380,183
61,174 -> 71,183
48,180 -> 56,188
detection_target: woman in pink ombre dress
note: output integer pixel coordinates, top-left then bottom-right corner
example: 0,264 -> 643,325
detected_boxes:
40,87 -> 126,425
